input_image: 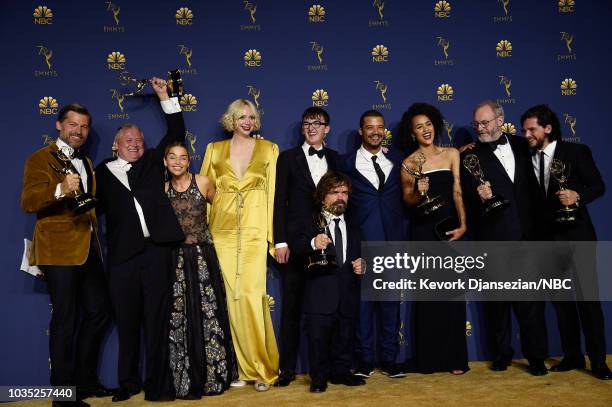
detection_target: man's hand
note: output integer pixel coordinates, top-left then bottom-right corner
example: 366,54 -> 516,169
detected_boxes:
60,173 -> 80,195
458,142 -> 475,153
352,258 -> 365,275
151,77 -> 169,101
476,181 -> 493,202
557,189 -> 579,206
275,246 -> 290,264
314,233 -> 332,250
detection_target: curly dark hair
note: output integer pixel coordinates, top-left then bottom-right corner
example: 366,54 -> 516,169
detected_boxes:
398,103 -> 444,153
315,171 -> 351,204
520,104 -> 562,142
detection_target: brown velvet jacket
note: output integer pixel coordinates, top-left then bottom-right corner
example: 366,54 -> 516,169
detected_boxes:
20,142 -> 98,266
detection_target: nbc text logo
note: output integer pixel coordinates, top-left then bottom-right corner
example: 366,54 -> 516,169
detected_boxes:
176,7 -> 193,25
39,96 -> 58,115
244,49 -> 262,67
33,6 -> 53,24
496,40 -> 512,57
308,5 -> 326,23
372,45 -> 389,62
180,94 -> 198,112
312,89 -> 329,107
501,123 -> 517,135
434,1 -> 451,18
561,78 -> 577,95
107,52 -> 126,70
559,0 -> 575,13
437,84 -> 454,101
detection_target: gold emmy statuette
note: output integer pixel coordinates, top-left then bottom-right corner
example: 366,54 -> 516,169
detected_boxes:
402,152 -> 447,216
306,211 -> 337,271
117,69 -> 184,98
462,154 -> 509,216
49,146 -> 97,214
550,158 -> 577,224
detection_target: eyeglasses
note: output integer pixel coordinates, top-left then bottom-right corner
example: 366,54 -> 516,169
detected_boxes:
302,120 -> 327,129
472,117 -> 499,128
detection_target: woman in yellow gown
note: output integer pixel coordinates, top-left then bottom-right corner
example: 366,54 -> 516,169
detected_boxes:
200,99 -> 279,391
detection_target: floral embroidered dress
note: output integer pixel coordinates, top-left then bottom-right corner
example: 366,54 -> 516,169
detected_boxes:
166,173 -> 237,399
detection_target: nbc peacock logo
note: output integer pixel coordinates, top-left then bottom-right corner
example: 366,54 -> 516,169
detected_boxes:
434,1 -> 451,18
308,5 -> 326,23
561,78 -> 577,96
496,40 -> 512,57
381,128 -> 393,148
39,96 -> 58,115
436,83 -> 454,102
33,5 -> 53,24
179,94 -> 198,112
107,52 -> 126,70
176,7 -> 193,25
312,89 -> 329,107
244,49 -> 262,67
501,123 -> 517,135
559,0 -> 575,13
372,45 -> 389,63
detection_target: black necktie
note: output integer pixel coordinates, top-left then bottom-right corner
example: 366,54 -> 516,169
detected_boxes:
308,146 -> 325,159
539,151 -> 546,195
487,135 -> 508,150
371,155 -> 385,192
333,218 -> 343,265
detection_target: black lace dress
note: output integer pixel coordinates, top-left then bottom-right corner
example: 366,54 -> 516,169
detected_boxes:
165,174 -> 238,398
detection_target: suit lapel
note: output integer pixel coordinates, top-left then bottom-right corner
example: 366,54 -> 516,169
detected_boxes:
347,151 -> 378,192
295,147 -> 316,189
508,135 -> 522,186
478,142 -> 512,184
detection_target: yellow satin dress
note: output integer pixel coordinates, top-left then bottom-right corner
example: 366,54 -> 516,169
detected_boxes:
200,139 -> 279,384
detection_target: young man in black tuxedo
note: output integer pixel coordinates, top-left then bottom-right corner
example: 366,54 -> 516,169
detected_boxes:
291,171 -> 365,393
273,107 -> 338,386
461,100 -> 549,376
95,78 -> 186,401
522,104 -> 611,380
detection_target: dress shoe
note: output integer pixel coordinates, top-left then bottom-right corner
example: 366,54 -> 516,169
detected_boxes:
78,384 -> 116,399
310,382 -> 327,393
254,381 -> 270,392
527,360 -> 548,376
274,371 -> 296,387
380,362 -> 407,378
111,388 -> 139,402
591,363 -> 612,380
550,358 -> 586,372
52,401 -> 90,407
330,374 -> 366,386
490,359 -> 511,371
353,362 -> 374,378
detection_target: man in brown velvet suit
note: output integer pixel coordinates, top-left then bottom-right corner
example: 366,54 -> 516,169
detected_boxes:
21,104 -> 112,407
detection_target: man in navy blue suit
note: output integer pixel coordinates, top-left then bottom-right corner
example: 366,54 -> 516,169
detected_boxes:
339,110 -> 407,378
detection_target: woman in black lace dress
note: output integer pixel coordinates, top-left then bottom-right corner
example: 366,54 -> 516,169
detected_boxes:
399,103 -> 469,375
162,141 -> 238,399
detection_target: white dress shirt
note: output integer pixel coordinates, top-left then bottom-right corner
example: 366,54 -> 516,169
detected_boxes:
302,142 -> 328,186
54,138 -> 88,198
311,211 -> 347,263
492,135 -> 515,182
355,145 -> 393,190
532,140 -> 557,194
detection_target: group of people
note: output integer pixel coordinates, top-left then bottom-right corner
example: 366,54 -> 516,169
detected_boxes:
21,77 -> 610,405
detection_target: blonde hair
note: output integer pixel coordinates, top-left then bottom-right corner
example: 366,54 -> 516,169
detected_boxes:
220,99 -> 261,133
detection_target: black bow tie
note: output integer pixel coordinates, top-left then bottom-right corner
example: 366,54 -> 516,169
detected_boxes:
308,146 -> 325,159
485,136 -> 508,150
72,149 -> 85,159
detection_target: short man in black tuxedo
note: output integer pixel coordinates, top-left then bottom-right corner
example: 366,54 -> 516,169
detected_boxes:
291,171 -> 365,393
95,78 -> 186,401
21,104 -> 112,407
273,107 -> 338,386
461,100 -> 548,376
522,104 -> 611,380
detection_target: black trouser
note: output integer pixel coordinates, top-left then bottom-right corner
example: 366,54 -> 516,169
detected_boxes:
552,300 -> 607,365
108,240 -> 173,400
278,256 -> 306,374
486,301 -> 548,362
42,243 -> 111,388
304,312 -> 354,385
